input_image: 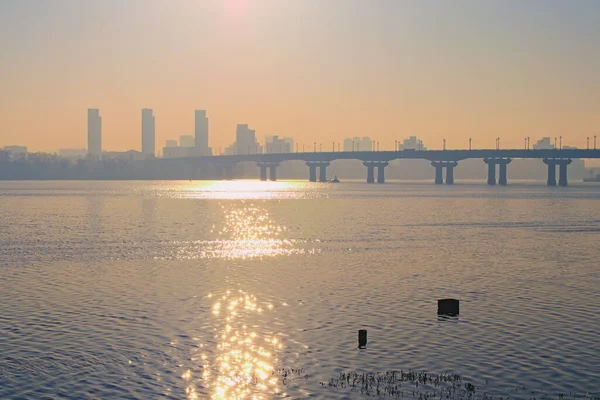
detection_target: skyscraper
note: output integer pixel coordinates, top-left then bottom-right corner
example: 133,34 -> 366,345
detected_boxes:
142,109 -> 155,157
87,109 -> 102,157
179,135 -> 194,147
194,110 -> 209,156
236,124 -> 257,155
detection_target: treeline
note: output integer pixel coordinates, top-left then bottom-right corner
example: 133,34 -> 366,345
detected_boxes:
0,152 -> 178,180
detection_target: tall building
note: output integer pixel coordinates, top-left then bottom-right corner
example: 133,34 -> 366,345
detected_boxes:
266,135 -> 292,153
236,124 -> 257,155
399,136 -> 427,150
87,109 -> 102,157
180,135 -> 194,147
142,109 -> 155,157
194,110 -> 209,156
343,137 -> 372,151
533,137 -> 555,150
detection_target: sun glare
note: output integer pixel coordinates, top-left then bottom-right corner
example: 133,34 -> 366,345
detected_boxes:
185,180 -> 299,200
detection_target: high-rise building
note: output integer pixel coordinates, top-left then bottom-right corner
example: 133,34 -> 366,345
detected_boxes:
87,109 -> 102,157
533,137 -> 555,150
142,109 -> 155,157
266,135 -> 292,153
194,110 -> 209,156
343,137 -> 372,151
180,135 -> 194,147
399,136 -> 427,150
236,124 -> 257,155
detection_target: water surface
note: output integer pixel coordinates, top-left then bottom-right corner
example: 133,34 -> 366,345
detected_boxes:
1,180 -> 599,399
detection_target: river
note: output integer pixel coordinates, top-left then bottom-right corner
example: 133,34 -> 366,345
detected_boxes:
1,180 -> 599,399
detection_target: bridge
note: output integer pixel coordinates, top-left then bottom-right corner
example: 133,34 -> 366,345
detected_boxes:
157,149 -> 600,186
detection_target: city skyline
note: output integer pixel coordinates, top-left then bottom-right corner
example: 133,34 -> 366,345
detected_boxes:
1,1 -> 599,154
9,106 -> 597,158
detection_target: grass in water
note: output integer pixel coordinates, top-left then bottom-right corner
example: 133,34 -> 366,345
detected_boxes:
318,370 -> 600,400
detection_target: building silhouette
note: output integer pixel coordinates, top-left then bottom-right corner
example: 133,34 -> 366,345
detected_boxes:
194,110 -> 209,156
236,124 -> 258,155
399,136 -> 427,150
343,137 -> 372,152
180,135 -> 194,147
3,146 -> 28,160
266,135 -> 291,153
87,109 -> 102,157
58,148 -> 87,160
141,108 -> 155,157
533,137 -> 554,150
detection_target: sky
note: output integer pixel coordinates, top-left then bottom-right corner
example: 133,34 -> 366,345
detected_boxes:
1,0 -> 599,153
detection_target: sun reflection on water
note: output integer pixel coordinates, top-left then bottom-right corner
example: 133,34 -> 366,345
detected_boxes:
184,180 -> 302,200
190,290 -> 282,399
214,204 -> 301,260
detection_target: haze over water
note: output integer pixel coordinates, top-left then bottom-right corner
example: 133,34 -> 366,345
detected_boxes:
1,180 -> 599,399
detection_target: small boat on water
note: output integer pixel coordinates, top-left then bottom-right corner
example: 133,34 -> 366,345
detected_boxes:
330,175 -> 340,183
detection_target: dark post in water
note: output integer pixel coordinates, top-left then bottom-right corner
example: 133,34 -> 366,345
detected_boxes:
358,329 -> 367,348
437,299 -> 459,316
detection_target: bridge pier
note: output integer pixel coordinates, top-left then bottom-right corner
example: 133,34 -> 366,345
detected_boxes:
544,158 -> 571,186
484,159 -> 496,185
363,161 -> 388,183
257,162 -> 279,181
319,165 -> 328,182
366,164 -> 375,183
306,161 -> 329,182
377,164 -> 386,183
216,164 -> 234,180
484,158 -> 511,186
259,165 -> 267,181
309,165 -> 317,182
434,164 -> 443,184
446,163 -> 455,185
431,161 -> 458,184
499,162 -> 507,186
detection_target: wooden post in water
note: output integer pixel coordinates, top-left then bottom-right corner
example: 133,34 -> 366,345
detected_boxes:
358,329 -> 367,348
437,299 -> 459,316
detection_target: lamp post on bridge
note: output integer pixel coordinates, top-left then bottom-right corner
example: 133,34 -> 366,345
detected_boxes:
524,137 -> 527,150
559,136 -> 562,150
496,137 -> 500,150
527,136 -> 530,150
595,135 -> 597,150
554,137 -> 557,149
469,138 -> 472,151
377,142 -> 379,152
395,140 -> 398,151
443,138 -> 446,151
587,137 -> 590,150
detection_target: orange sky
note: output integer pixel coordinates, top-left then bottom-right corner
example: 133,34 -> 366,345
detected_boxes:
1,1 -> 599,153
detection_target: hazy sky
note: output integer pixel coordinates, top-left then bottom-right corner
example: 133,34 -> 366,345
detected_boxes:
1,0 -> 599,153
